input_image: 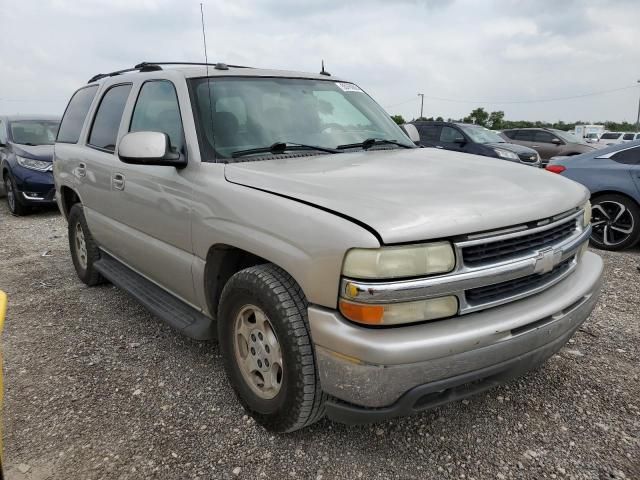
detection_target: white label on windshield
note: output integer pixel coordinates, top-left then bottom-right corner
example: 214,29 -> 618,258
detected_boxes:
335,82 -> 363,93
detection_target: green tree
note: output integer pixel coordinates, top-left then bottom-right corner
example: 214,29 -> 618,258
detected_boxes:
488,111 -> 505,130
463,107 -> 490,126
435,116 -> 444,122
390,114 -> 406,125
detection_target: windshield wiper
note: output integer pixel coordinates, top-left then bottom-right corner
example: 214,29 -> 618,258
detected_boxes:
231,142 -> 342,158
336,138 -> 413,150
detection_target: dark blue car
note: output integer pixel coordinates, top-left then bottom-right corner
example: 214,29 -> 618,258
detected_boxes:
547,140 -> 640,251
0,115 -> 60,216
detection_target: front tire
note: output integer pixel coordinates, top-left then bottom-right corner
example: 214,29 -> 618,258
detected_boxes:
218,264 -> 326,432
68,204 -> 104,286
4,172 -> 29,216
590,194 -> 640,250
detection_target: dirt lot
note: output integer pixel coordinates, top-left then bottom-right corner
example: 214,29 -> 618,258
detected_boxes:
0,203 -> 638,480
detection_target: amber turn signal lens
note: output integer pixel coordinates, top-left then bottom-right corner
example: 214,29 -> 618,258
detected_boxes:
339,299 -> 384,325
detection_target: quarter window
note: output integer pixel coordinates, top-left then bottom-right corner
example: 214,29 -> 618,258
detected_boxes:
130,81 -> 184,153
57,86 -> 98,144
611,146 -> 640,165
622,133 -> 635,140
88,84 -> 132,152
416,125 -> 440,142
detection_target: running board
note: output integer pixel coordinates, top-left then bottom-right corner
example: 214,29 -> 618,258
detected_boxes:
94,253 -> 216,340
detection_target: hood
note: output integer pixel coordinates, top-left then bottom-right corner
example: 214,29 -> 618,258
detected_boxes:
484,142 -> 537,155
11,143 -> 54,162
225,149 -> 588,244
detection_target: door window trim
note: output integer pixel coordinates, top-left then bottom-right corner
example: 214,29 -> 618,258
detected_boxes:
87,82 -> 133,154
126,79 -> 187,161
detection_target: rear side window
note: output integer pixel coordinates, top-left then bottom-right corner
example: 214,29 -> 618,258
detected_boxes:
611,146 -> 640,165
502,130 -> 517,139
89,84 -> 132,152
416,125 -> 440,142
622,133 -> 635,140
57,86 -> 98,143
130,80 -> 184,153
514,130 -> 534,142
534,131 -> 556,143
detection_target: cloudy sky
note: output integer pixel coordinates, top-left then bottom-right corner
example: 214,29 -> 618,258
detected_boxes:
1,0 -> 638,123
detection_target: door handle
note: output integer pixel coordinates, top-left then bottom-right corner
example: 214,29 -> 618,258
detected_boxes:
112,173 -> 125,191
76,163 -> 86,178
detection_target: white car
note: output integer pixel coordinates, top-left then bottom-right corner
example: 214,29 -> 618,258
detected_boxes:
596,132 -> 625,146
621,132 -> 640,142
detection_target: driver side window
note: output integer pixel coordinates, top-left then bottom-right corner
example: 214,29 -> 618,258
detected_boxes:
130,80 -> 184,153
534,131 -> 556,144
440,126 -> 462,143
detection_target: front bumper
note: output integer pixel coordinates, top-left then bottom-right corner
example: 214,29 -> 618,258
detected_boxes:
308,251 -> 603,422
11,165 -> 56,205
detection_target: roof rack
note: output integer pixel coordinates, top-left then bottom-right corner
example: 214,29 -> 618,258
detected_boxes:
87,61 -> 252,83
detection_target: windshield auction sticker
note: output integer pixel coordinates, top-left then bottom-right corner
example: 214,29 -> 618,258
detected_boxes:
335,82 -> 363,93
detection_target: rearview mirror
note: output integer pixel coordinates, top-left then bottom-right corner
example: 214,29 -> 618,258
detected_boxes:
401,124 -> 420,145
118,131 -> 185,167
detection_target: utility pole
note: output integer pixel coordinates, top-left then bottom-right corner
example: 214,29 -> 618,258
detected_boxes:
636,79 -> 640,133
417,93 -> 424,119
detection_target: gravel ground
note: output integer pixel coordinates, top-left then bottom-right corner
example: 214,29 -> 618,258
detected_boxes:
0,202 -> 638,480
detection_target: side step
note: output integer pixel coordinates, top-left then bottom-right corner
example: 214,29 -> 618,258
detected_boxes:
94,253 -> 216,340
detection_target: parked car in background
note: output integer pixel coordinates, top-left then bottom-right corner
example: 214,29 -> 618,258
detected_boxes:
547,140 -> 640,250
501,128 -> 595,162
0,115 -> 60,215
54,62 -> 601,431
622,132 -> 640,142
411,121 -> 541,166
596,132 -> 625,146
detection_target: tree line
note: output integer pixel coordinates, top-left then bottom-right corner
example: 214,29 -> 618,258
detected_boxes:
391,108 -> 638,132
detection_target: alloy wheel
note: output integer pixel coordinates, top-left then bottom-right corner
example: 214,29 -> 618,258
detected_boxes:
591,201 -> 635,247
74,222 -> 88,270
233,304 -> 283,400
5,177 -> 15,212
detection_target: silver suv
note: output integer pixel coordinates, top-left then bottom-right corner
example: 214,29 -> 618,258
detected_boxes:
54,62 -> 603,432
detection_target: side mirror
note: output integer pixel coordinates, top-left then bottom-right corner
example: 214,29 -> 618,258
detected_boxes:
453,137 -> 466,145
401,124 -> 421,145
551,138 -> 562,145
118,131 -> 185,167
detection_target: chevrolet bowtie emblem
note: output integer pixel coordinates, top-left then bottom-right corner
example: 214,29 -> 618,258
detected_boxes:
534,248 -> 562,274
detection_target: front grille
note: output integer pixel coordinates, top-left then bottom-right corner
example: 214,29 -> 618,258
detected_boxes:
465,257 -> 574,305
462,219 -> 577,267
518,152 -> 538,163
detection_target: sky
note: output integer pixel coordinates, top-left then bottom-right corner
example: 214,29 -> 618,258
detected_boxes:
1,0 -> 639,123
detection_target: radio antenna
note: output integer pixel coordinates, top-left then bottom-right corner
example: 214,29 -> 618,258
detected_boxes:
200,2 -> 216,157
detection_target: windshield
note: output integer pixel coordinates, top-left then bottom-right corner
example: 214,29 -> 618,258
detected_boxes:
553,129 -> 583,144
9,120 -> 59,145
189,77 -> 414,160
457,124 -> 505,144
600,132 -> 621,140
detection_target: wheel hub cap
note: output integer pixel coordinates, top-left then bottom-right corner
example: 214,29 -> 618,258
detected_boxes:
591,201 -> 634,247
233,305 -> 283,399
5,178 -> 15,211
75,222 -> 88,269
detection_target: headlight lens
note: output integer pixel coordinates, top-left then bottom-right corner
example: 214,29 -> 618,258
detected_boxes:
582,200 -> 591,227
339,296 -> 458,326
342,242 -> 455,279
493,148 -> 519,160
16,156 -> 52,172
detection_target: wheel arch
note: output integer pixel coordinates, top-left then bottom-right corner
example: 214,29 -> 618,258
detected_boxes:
59,186 -> 83,219
590,189 -> 640,208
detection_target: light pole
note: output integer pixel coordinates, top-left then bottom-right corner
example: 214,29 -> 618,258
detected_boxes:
636,80 -> 640,133
417,93 -> 424,119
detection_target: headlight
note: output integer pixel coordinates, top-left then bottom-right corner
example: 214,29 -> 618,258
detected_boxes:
342,242 -> 455,279
16,156 -> 52,172
339,296 -> 458,326
493,148 -> 519,160
582,200 -> 591,227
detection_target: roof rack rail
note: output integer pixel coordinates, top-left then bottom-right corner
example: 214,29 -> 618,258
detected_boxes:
87,61 -> 252,84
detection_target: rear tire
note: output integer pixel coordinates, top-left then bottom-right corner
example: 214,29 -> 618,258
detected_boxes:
218,264 -> 326,432
4,172 -> 30,216
590,193 -> 640,251
68,204 -> 104,286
